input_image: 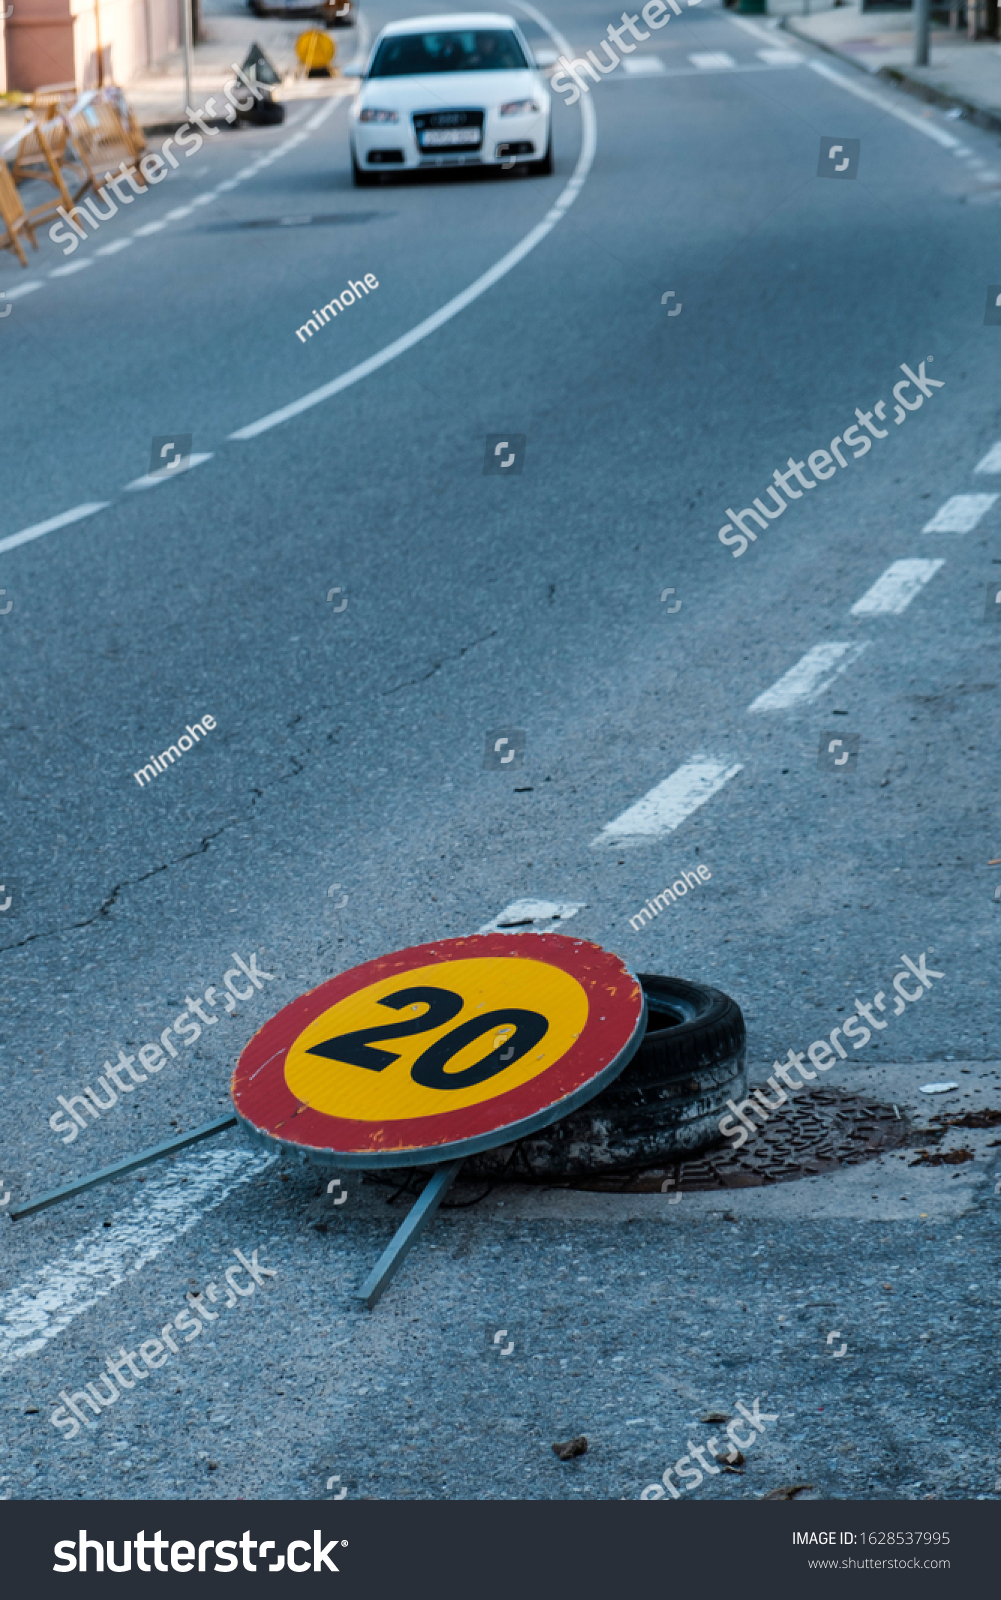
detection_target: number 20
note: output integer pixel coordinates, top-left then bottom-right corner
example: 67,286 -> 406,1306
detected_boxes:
306,985 -> 548,1091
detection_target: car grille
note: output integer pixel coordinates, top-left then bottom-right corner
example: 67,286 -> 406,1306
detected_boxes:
413,109 -> 484,152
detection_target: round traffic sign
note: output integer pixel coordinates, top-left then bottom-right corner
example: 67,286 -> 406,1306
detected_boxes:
232,934 -> 646,1166
295,29 -> 335,69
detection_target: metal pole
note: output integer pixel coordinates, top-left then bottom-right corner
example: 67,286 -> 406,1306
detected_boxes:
914,0 -> 931,64
181,0 -> 193,114
8,1114 -> 237,1222
357,1160 -> 463,1309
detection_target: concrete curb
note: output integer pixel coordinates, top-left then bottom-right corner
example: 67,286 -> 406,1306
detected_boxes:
782,15 -> 1001,137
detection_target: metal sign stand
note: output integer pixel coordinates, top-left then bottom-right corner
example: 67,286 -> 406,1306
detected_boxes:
357,1159 -> 463,1310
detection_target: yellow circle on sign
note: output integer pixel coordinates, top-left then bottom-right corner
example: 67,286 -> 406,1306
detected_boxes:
284,957 -> 589,1122
296,29 -> 335,68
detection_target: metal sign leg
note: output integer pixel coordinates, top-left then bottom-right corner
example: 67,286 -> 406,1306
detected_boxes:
358,1159 -> 463,1310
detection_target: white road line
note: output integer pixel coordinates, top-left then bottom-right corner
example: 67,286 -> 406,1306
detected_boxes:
622,56 -> 666,74
850,558 -> 945,616
807,60 -> 962,150
747,640 -> 869,713
123,453 -> 214,492
0,1145 -> 276,1367
189,192 -> 217,207
974,441 -> 1001,474
592,758 -> 743,848
689,52 -> 736,70
95,238 -> 134,255
756,48 -> 802,65
0,280 -> 44,300
0,502 -> 110,557
132,220 -> 168,236
922,493 -> 998,533
163,205 -> 195,220
229,23 -> 596,440
49,260 -> 93,277
304,98 -> 341,131
478,899 -> 585,934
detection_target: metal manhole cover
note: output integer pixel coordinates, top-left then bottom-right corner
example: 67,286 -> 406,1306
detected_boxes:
552,1088 -> 911,1192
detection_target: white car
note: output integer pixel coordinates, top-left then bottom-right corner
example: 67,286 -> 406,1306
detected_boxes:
349,13 -> 552,184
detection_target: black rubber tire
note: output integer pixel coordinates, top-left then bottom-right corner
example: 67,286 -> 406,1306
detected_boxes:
528,134 -> 553,177
461,974 -> 747,1179
351,152 -> 377,187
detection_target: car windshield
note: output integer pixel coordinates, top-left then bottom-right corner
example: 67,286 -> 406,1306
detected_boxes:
368,29 -> 528,76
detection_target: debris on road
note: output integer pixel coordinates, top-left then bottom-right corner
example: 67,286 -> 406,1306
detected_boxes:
552,1436 -> 588,1461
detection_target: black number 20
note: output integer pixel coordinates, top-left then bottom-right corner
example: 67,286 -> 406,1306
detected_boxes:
307,985 -> 548,1092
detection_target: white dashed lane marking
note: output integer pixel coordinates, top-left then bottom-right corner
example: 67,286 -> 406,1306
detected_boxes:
747,640 -> 869,713
477,899 -> 585,934
0,502 -> 110,557
0,1145 -> 276,1367
922,493 -> 998,533
123,453 -> 215,493
2,280 -> 43,300
973,441 -> 1001,474
593,758 -> 743,848
689,52 -> 736,70
850,558 -> 945,617
621,56 -> 666,75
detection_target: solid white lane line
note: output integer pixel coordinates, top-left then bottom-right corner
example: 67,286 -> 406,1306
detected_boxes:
0,1145 -> 276,1366
0,502 -> 110,557
747,640 -> 869,713
123,453 -> 214,492
850,558 -> 945,616
973,441 -> 1001,474
231,4 -> 596,441
592,758 -> 743,848
922,493 -> 998,533
808,60 -> 961,150
478,899 -> 585,935
1,280 -> 44,300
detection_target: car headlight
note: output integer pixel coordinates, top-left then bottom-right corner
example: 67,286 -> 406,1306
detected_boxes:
500,100 -> 540,116
358,108 -> 399,123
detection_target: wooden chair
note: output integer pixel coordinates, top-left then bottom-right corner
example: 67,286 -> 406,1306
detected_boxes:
29,83 -> 79,123
0,159 -> 39,267
0,119 -> 75,226
63,91 -> 146,196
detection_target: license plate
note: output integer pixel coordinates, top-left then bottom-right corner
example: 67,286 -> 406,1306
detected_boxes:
420,128 -> 480,147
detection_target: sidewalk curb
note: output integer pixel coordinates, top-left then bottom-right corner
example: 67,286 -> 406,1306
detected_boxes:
782,15 -> 1001,138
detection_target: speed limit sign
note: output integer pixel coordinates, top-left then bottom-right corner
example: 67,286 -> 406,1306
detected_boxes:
232,934 -> 646,1166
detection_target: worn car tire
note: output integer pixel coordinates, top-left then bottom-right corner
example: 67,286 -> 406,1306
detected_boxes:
461,974 -> 746,1179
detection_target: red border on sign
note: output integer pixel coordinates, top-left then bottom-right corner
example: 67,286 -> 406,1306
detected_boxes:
231,934 -> 643,1159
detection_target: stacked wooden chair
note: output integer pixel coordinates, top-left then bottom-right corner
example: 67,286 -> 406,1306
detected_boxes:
0,117 -> 77,226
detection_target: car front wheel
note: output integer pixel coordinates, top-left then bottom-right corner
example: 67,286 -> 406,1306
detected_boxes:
528,132 -> 552,176
351,152 -> 377,188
